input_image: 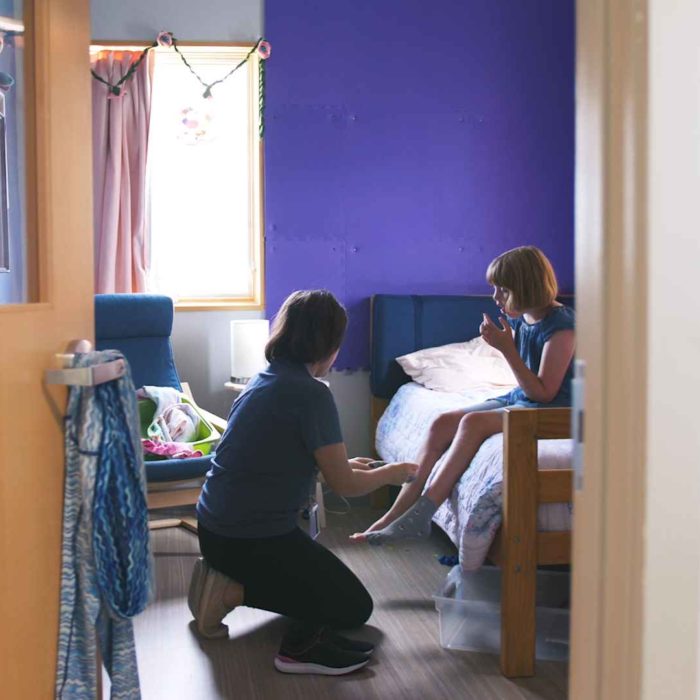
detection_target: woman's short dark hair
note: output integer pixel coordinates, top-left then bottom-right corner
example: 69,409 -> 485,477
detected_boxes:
265,290 -> 348,364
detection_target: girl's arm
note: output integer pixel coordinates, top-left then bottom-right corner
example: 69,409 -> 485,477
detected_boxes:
481,315 -> 575,403
314,443 -> 418,497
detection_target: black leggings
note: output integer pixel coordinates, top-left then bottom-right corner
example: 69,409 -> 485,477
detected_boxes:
198,524 -> 373,637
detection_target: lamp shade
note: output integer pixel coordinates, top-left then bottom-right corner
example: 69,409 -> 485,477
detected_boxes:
230,319 -> 269,383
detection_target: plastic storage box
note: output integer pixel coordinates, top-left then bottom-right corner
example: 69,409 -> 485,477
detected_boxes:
433,565 -> 570,661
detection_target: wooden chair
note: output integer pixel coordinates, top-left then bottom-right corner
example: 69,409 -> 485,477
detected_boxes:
95,294 -> 227,534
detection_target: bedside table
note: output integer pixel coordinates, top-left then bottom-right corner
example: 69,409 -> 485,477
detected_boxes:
224,381 -> 247,393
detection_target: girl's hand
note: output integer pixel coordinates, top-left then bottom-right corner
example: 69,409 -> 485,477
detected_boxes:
479,313 -> 515,354
384,461 -> 419,486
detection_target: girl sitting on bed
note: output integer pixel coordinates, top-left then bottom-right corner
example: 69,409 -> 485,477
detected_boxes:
351,245 -> 575,546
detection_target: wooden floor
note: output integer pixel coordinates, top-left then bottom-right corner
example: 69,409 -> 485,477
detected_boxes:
135,506 -> 568,700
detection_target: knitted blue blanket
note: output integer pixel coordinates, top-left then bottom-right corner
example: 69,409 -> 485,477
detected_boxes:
56,350 -> 153,699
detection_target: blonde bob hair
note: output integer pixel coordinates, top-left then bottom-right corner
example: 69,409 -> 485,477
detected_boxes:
486,246 -> 558,314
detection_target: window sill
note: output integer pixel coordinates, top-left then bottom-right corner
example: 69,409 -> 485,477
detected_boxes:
174,299 -> 264,312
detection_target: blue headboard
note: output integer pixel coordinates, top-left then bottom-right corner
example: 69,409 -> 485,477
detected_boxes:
370,293 -> 575,400
370,295 -> 501,400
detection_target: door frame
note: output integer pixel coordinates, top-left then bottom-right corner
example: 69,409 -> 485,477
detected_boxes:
570,0 -> 647,698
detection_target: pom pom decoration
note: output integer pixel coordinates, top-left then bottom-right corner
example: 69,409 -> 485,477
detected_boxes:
257,40 -> 271,60
0,72 -> 15,93
157,31 -> 174,48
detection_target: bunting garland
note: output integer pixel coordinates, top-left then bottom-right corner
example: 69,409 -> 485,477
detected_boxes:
258,54 -> 266,138
91,32 -> 271,138
90,41 -> 154,96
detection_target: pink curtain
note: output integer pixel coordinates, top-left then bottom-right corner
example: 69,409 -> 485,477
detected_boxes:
92,51 -> 152,293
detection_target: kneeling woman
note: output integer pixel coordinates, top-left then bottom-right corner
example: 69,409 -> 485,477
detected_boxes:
189,290 -> 417,676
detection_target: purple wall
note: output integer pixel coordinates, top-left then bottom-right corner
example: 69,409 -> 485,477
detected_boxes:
265,0 -> 575,369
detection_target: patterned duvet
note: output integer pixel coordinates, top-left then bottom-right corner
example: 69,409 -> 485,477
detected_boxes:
375,382 -> 573,571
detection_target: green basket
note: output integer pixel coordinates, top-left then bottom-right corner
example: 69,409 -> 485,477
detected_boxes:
138,396 -> 220,460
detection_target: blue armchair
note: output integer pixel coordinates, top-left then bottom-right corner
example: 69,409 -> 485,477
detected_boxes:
95,294 -> 226,533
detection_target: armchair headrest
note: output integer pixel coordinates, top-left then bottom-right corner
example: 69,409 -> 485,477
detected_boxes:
95,294 -> 181,391
95,294 -> 174,339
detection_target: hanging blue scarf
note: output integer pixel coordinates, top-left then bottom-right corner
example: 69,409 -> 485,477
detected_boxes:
56,350 -> 153,699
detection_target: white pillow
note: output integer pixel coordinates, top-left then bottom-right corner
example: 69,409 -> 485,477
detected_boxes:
396,336 -> 517,394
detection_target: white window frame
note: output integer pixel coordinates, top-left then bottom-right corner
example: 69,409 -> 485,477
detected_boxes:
90,42 -> 265,311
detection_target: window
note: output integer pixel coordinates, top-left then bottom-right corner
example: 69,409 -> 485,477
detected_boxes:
147,45 -> 263,309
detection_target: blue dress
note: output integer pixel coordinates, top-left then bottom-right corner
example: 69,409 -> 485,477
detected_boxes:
495,305 -> 575,408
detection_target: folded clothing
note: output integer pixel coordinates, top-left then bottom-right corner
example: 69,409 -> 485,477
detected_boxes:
136,385 -> 220,460
136,386 -> 201,443
153,403 -> 200,443
142,439 -> 204,460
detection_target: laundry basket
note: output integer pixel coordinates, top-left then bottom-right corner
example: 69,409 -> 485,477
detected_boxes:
138,396 -> 220,459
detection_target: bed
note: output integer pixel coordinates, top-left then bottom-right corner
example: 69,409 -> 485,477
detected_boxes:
369,294 -> 574,678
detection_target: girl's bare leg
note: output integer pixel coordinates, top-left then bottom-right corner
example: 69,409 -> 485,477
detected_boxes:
354,410 -> 504,546
351,410 -> 466,538
424,411 -> 504,504
351,402 -> 503,541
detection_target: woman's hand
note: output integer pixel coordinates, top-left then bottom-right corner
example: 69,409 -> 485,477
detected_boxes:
349,457 -> 375,470
479,313 -> 515,355
383,461 -> 419,486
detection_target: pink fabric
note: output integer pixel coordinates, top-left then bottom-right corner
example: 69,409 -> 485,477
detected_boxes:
142,439 -> 204,460
92,51 -> 152,293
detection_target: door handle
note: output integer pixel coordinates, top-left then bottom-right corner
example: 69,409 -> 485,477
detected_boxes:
572,359 -> 585,491
44,339 -> 126,386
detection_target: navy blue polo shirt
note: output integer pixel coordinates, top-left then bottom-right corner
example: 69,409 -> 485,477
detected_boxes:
196,359 -> 343,538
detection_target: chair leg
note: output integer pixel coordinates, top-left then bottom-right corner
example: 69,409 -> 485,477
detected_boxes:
149,518 -> 184,531
181,517 -> 198,534
148,517 -> 198,536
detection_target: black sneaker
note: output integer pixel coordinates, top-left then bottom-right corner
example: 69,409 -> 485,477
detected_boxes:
274,639 -> 370,676
322,630 -> 375,655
